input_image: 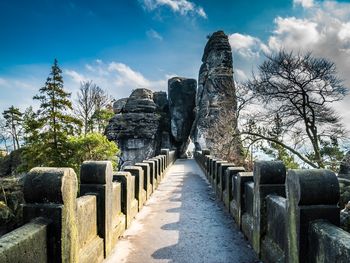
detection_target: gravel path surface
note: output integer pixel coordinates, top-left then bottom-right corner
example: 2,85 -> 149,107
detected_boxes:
105,159 -> 258,263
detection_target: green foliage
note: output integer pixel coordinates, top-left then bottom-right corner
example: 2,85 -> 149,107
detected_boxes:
2,106 -> 23,150
9,60 -> 118,175
91,108 -> 114,133
26,59 -> 81,167
67,132 -> 119,172
263,114 -> 299,169
320,137 -> 344,170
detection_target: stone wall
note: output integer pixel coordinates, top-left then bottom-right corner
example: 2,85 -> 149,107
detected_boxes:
0,149 -> 176,262
194,150 -> 350,263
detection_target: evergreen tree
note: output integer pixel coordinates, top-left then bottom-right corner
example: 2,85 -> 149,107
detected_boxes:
32,59 -> 80,166
2,106 -> 23,150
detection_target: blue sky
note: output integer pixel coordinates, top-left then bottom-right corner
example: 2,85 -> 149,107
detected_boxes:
1,0 -> 350,126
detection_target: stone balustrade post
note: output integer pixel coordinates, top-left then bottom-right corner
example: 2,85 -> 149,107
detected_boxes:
123,166 -> 146,210
252,161 -> 286,256
23,167 -> 79,263
135,162 -> 152,199
230,171 -> 253,228
144,160 -> 157,190
113,171 -> 138,228
161,149 -> 170,166
286,169 -> 340,263
223,167 -> 245,210
216,163 -> 235,200
80,161 -> 113,257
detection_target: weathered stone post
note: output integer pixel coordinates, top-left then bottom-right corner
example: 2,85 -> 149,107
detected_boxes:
216,163 -> 235,200
286,169 -> 340,263
123,166 -> 146,210
80,161 -> 113,257
252,161 -> 286,255
23,167 -> 79,263
213,161 -> 227,193
161,149 -> 170,166
144,159 -> 157,190
230,171 -> 253,228
210,159 -> 220,185
113,171 -> 138,228
223,167 -> 245,210
150,157 -> 161,184
135,162 -> 152,199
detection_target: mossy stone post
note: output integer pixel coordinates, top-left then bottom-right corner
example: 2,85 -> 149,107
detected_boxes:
217,163 -> 235,200
162,155 -> 167,170
144,160 -> 157,191
252,161 -> 286,256
150,158 -> 161,184
286,169 -> 340,263
223,167 -> 245,211
113,171 -> 138,228
230,172 -> 253,228
123,166 -> 146,210
214,161 -> 227,193
210,159 -> 219,185
23,167 -> 79,263
135,162 -> 152,199
161,149 -> 170,166
80,161 -> 113,257
205,155 -> 212,178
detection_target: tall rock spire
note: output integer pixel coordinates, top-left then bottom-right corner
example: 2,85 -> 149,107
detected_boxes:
191,31 -> 241,161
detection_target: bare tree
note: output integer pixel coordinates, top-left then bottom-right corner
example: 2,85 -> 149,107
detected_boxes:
75,81 -> 96,135
91,85 -> 113,133
240,50 -> 347,168
75,81 -> 113,135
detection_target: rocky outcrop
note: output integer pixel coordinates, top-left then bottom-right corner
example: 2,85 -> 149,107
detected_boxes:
191,30 -> 241,162
112,98 -> 128,114
341,201 -> 350,232
106,88 -> 166,166
339,151 -> 350,175
339,152 -> 350,210
168,77 -> 196,157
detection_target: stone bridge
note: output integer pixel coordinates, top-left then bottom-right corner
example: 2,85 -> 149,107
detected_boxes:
1,150 -> 350,262
1,31 -> 350,263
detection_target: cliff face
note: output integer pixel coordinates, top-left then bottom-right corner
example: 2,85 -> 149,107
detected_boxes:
168,77 -> 196,157
106,89 -> 165,165
191,31 -> 240,161
106,31 -> 241,164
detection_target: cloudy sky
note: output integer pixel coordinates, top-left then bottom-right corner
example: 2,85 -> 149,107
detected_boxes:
1,0 -> 350,125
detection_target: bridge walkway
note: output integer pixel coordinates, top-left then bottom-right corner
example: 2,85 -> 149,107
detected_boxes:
105,159 -> 258,263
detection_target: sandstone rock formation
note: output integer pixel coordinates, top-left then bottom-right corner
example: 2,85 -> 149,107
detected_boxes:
191,30 -> 240,161
168,77 -> 196,157
339,151 -> 350,175
106,89 -> 165,166
112,98 -> 128,114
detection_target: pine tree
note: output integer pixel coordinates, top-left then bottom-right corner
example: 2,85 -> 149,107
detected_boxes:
2,106 -> 23,150
32,59 -> 80,166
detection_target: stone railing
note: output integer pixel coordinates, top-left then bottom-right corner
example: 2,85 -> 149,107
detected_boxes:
194,150 -> 350,263
0,149 -> 176,263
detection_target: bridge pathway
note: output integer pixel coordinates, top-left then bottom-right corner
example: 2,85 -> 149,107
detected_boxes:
105,159 -> 258,263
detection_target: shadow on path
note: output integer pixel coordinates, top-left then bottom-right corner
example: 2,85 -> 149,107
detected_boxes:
151,159 -> 257,263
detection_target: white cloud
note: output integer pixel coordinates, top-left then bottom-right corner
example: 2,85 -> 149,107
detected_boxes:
235,69 -> 248,82
65,70 -> 87,83
108,62 -> 153,88
64,60 -> 169,100
146,29 -> 163,41
229,33 -> 269,58
268,17 -> 320,51
140,0 -> 207,18
293,0 -> 314,8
